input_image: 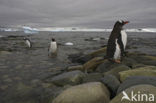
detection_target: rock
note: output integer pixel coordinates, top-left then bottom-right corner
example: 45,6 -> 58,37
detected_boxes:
129,53 -> 156,66
104,65 -> 131,79
96,61 -> 128,73
130,63 -> 147,69
117,76 -> 156,94
53,82 -> 110,103
68,47 -> 106,64
110,85 -> 156,103
67,65 -> 84,71
83,73 -> 103,83
88,47 -> 107,57
49,70 -> 85,86
68,52 -> 92,64
121,57 -> 139,68
76,55 -> 93,64
101,75 -> 120,98
83,57 -> 106,72
119,66 -> 156,82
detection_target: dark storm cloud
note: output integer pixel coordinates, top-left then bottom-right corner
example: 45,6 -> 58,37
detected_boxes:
0,0 -> 156,28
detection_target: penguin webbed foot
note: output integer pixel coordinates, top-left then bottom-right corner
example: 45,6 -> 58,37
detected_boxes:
114,59 -> 121,63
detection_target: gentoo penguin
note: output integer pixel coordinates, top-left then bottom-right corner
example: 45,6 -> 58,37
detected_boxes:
48,38 -> 57,57
24,37 -> 32,48
106,20 -> 129,63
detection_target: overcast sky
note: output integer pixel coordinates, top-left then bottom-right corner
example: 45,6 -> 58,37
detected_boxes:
0,0 -> 156,28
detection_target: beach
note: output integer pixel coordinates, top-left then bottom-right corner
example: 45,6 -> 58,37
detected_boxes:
0,31 -> 156,103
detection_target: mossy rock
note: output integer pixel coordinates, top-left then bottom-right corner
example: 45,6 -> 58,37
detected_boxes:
104,65 -> 131,79
67,65 -> 84,71
83,57 -> 107,72
83,73 -> 103,83
101,75 -> 120,98
117,76 -> 156,94
88,47 -> 107,57
119,66 -> 156,82
49,70 -> 85,86
53,82 -> 110,103
130,54 -> 156,66
110,84 -> 156,103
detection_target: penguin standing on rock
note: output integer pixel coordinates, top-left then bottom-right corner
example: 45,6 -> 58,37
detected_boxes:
106,20 -> 129,63
24,37 -> 32,48
48,38 -> 57,57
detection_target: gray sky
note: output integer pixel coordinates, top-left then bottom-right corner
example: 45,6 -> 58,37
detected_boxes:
0,0 -> 156,28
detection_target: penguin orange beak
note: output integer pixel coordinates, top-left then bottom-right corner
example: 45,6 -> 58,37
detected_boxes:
124,21 -> 129,24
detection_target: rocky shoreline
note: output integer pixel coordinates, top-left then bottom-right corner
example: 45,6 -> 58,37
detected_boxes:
46,47 -> 156,103
0,33 -> 156,103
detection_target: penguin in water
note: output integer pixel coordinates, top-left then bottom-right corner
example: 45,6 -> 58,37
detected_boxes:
48,38 -> 57,57
24,37 -> 32,48
106,20 -> 129,63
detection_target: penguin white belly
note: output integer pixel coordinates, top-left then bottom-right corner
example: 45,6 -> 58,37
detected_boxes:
114,39 -> 121,59
121,30 -> 127,49
49,42 -> 57,53
26,40 -> 31,48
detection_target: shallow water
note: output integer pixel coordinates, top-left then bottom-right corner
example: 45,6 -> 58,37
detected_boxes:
0,31 -> 156,103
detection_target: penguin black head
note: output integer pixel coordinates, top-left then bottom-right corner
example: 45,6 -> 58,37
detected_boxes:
114,20 -> 129,30
51,38 -> 55,41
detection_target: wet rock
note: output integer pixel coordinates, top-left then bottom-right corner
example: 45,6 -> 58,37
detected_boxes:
53,82 -> 110,103
83,57 -> 106,72
83,73 -> 103,83
48,70 -> 85,86
67,65 -> 84,71
96,61 -> 123,73
104,65 -> 131,79
76,55 -> 93,64
129,53 -> 156,66
68,47 -> 106,64
110,85 -> 156,103
121,57 -> 138,68
88,47 -> 106,57
117,76 -> 156,94
119,66 -> 156,82
101,75 -> 120,98
68,52 -> 92,64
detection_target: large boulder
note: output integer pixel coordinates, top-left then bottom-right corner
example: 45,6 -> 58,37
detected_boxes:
104,65 -> 131,79
117,76 -> 156,94
53,82 -> 110,103
119,66 -> 156,82
48,70 -> 85,86
110,85 -> 156,103
83,57 -> 106,72
101,75 -> 120,98
83,73 -> 103,83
